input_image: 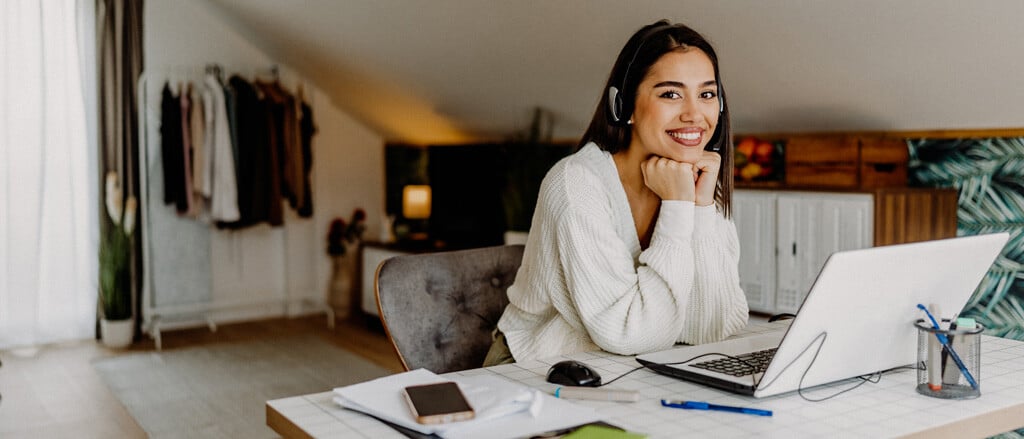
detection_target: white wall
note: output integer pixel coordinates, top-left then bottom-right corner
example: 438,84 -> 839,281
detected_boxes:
142,0 -> 383,329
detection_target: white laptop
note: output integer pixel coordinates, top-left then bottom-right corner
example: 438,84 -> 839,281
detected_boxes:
636,232 -> 1009,398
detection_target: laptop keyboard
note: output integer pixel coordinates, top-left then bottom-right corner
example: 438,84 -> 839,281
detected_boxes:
691,348 -> 777,377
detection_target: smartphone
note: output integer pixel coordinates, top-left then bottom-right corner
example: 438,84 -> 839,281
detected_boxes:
402,381 -> 475,425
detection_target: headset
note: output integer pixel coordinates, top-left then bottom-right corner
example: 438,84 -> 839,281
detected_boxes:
608,23 -> 724,125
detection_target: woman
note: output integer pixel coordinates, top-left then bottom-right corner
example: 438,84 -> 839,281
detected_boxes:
484,20 -> 748,365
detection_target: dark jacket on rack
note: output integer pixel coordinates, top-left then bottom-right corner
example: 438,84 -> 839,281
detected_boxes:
160,83 -> 187,212
217,76 -> 282,228
298,101 -> 316,217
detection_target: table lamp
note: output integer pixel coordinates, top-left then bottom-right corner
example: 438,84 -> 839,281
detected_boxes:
402,185 -> 431,240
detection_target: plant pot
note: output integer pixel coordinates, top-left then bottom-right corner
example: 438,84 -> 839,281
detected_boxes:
100,318 -> 134,349
328,243 -> 359,319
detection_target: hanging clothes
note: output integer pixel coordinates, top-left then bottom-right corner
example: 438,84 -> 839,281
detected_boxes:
218,75 -> 280,228
202,73 -> 240,222
256,80 -> 304,213
179,85 -> 195,216
190,86 -> 206,211
159,83 -> 187,211
298,100 -> 316,217
156,68 -> 315,226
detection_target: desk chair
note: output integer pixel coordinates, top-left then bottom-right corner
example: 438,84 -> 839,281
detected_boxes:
374,244 -> 525,374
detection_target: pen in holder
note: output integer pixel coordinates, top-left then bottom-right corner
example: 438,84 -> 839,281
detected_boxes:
915,318 -> 983,399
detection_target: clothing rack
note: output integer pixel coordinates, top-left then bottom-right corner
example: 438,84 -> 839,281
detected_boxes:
136,64 -> 332,350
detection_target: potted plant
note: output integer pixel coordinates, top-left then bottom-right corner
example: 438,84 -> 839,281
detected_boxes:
326,208 -> 367,318
99,172 -> 136,348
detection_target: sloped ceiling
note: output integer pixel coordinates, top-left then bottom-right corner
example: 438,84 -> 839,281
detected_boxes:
206,0 -> 1024,144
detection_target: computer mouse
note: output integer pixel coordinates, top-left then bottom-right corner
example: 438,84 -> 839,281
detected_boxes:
546,360 -> 602,387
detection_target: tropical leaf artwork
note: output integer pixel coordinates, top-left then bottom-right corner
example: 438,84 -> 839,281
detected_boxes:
908,137 -> 1024,341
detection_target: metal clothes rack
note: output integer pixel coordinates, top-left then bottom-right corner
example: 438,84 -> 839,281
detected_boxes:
136,64 -> 333,350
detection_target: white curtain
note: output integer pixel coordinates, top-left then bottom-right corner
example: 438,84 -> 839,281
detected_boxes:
0,0 -> 97,349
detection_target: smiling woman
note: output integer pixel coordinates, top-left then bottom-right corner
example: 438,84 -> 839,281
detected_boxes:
486,20 -> 748,365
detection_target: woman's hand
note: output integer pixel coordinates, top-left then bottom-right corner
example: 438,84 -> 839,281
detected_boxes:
692,151 -> 721,207
642,156 -> 695,201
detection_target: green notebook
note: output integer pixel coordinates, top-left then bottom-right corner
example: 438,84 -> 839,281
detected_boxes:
563,424 -> 646,439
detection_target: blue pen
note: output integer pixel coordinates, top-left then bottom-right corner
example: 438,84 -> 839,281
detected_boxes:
661,399 -> 772,417
916,304 -> 978,390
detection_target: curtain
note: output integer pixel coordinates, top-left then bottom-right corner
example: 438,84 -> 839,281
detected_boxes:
96,0 -> 143,336
0,0 -> 97,349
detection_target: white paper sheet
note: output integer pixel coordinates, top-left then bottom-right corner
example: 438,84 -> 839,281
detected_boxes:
333,369 -> 602,439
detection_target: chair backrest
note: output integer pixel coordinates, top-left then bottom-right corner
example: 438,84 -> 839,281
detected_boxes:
375,244 -> 525,374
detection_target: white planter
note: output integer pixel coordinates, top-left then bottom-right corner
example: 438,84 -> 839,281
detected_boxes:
101,318 -> 134,349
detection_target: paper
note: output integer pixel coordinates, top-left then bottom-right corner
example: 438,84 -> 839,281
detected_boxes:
333,369 -> 601,439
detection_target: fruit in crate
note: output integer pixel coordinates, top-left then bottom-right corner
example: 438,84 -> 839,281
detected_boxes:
736,137 -> 756,158
739,162 -> 762,180
753,140 -> 774,164
734,151 -> 748,168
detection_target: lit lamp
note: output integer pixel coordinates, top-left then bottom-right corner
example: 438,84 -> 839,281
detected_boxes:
402,185 -> 431,240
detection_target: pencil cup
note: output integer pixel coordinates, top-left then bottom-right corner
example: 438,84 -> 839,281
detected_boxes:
915,319 -> 983,399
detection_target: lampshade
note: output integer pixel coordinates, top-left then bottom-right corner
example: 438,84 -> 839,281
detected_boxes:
402,185 -> 432,219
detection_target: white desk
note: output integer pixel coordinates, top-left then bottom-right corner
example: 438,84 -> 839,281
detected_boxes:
267,321 -> 1024,438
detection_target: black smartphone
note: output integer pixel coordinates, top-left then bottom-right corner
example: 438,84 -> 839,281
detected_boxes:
402,381 -> 475,425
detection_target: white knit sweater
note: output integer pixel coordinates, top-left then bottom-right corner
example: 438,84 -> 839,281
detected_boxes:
497,142 -> 749,361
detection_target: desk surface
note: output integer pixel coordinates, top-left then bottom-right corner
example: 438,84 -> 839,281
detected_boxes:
267,321 -> 1024,438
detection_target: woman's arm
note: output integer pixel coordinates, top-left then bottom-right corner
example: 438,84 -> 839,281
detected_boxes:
554,189 -> 698,355
679,206 -> 750,344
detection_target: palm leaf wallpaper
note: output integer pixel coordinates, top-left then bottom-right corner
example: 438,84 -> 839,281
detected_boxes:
908,137 -> 1024,340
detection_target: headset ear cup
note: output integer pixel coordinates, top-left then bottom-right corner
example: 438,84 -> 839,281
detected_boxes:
608,86 -> 622,122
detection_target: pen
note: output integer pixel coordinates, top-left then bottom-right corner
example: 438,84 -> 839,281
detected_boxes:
661,399 -> 772,417
916,304 -> 978,390
927,303 -> 943,391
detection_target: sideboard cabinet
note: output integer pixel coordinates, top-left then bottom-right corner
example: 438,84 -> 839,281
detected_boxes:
734,188 -> 958,314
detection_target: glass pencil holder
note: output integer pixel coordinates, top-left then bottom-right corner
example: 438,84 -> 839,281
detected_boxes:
915,319 -> 983,399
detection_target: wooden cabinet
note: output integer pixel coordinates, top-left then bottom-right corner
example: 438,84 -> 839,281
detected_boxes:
359,241 -> 448,316
740,133 -> 910,189
734,188 -> 957,315
360,245 -> 411,317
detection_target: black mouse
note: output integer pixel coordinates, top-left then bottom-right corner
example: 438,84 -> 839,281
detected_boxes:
546,360 -> 602,387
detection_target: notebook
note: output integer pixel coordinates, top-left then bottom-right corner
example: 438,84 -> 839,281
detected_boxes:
636,233 -> 1009,398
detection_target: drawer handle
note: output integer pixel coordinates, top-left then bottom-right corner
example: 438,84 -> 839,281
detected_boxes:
869,163 -> 898,173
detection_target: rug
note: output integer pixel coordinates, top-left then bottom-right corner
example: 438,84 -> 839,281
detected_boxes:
93,334 -> 392,438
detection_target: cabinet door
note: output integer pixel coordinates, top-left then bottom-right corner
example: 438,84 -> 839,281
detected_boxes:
733,190 -> 777,313
775,193 -> 873,314
361,247 -> 411,316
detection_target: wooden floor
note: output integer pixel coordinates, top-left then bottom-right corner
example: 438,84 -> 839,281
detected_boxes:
0,314 -> 402,438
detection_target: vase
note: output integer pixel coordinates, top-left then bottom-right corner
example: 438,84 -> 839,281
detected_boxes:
100,318 -> 134,349
329,242 -> 359,319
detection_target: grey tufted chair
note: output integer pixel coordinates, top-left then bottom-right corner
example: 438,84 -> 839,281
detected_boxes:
374,244 -> 525,374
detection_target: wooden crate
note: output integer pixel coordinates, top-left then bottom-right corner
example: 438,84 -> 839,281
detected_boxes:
859,137 -> 909,188
783,135 -> 909,189
784,135 -> 859,188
